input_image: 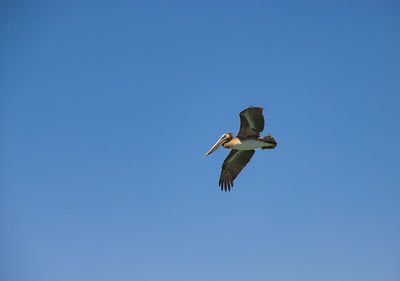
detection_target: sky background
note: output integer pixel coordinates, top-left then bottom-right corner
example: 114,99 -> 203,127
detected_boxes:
1,1 -> 400,281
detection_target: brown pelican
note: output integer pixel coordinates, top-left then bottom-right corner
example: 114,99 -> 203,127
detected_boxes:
205,106 -> 277,191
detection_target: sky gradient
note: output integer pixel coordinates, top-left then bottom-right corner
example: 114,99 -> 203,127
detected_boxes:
1,1 -> 400,281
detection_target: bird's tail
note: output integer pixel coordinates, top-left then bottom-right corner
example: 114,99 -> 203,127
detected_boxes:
261,133 -> 277,149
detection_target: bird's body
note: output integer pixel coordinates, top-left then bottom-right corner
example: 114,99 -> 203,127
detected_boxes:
205,106 -> 277,191
224,137 -> 275,150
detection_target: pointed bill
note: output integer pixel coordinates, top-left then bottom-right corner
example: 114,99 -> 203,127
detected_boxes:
205,136 -> 227,156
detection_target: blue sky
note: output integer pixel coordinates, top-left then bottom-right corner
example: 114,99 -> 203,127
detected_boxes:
1,1 -> 399,280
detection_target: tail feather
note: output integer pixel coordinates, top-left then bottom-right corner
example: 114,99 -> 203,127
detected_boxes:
261,133 -> 277,150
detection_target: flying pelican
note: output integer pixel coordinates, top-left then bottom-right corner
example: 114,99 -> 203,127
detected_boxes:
205,106 -> 277,191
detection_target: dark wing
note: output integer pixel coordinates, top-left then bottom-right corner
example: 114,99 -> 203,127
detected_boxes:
237,106 -> 265,138
219,150 -> 255,191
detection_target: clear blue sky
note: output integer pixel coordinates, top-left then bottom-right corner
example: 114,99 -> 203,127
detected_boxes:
1,1 -> 399,280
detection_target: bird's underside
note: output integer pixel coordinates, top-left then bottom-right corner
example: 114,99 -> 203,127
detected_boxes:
205,106 -> 277,192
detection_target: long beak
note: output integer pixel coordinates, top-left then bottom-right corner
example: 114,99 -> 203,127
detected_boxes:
205,136 -> 226,157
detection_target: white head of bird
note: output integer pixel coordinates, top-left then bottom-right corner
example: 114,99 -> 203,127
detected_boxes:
205,133 -> 233,156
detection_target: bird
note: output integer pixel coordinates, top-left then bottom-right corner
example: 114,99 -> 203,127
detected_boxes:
205,106 -> 277,191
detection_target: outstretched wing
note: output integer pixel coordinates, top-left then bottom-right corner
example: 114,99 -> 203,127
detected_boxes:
237,107 -> 265,138
219,150 -> 255,191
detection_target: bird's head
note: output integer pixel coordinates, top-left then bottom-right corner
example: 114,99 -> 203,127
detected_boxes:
205,133 -> 233,156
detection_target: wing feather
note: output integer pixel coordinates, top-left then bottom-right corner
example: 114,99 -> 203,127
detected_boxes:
237,107 -> 265,138
219,150 -> 255,191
